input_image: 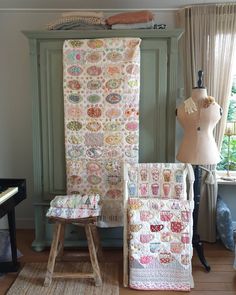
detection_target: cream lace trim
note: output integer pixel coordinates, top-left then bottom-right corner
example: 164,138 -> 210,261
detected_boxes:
184,96 -> 215,114
184,97 -> 197,114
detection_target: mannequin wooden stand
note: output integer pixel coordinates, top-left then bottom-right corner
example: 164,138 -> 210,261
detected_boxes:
44,216 -> 102,287
192,165 -> 211,272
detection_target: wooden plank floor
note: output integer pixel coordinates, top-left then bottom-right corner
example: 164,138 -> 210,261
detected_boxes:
1,229 -> 236,295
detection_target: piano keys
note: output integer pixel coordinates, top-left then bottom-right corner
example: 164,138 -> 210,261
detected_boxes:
0,187 -> 18,206
0,179 -> 26,273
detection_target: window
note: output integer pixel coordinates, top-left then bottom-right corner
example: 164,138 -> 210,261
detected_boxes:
217,74 -> 236,171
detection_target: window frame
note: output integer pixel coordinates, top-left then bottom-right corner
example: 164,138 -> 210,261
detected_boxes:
217,76 -> 236,173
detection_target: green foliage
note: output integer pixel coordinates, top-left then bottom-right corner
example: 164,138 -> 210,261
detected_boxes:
217,136 -> 236,171
227,99 -> 236,121
232,84 -> 236,94
217,82 -> 236,171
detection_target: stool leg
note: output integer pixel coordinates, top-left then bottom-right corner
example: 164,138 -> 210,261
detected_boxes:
44,222 -> 62,287
90,224 -> 103,261
57,223 -> 65,261
85,224 -> 102,286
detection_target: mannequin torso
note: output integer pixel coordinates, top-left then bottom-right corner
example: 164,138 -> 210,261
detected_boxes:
176,88 -> 221,165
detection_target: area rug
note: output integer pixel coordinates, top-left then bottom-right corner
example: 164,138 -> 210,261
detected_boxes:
6,262 -> 119,295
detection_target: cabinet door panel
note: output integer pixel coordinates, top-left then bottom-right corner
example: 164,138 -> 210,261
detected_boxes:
40,42 -> 66,200
139,40 -> 167,162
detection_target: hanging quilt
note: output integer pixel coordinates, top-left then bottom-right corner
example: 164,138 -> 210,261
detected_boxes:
63,38 -> 141,227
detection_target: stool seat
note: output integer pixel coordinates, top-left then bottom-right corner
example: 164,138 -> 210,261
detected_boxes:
44,216 -> 102,287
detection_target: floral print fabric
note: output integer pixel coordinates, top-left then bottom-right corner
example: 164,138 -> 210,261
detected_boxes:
63,38 -> 141,227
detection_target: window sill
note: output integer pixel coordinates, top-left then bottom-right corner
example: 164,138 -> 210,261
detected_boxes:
216,171 -> 236,185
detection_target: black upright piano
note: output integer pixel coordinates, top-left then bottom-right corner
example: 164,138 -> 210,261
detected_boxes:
0,179 -> 26,273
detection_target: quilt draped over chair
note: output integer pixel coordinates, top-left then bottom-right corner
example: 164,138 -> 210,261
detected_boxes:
63,38 -> 141,227
123,163 -> 195,291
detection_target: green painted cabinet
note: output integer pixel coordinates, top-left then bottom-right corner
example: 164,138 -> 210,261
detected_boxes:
23,29 -> 183,251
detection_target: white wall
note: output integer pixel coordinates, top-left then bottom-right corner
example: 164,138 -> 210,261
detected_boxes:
0,10 -> 176,228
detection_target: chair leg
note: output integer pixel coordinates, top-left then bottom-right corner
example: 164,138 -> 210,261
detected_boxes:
85,224 -> 102,286
44,222 -> 62,287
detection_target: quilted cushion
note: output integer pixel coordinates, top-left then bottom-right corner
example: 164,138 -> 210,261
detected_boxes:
216,196 -> 235,251
50,194 -> 100,209
46,194 -> 101,219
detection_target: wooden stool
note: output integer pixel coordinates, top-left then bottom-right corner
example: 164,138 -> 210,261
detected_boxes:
44,216 -> 102,287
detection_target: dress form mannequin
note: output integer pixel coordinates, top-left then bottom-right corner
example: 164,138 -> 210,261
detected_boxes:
176,71 -> 222,272
176,87 -> 221,164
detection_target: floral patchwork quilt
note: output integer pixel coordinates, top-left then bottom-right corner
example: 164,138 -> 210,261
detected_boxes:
63,38 -> 141,227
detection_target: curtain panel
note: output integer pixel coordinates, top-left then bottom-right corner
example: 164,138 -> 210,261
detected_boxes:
176,4 -> 236,149
176,4 -> 236,242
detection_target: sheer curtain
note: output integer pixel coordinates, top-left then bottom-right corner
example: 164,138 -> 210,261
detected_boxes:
177,4 -> 236,242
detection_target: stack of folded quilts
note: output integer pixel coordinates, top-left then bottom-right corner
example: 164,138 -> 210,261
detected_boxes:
46,194 -> 101,219
47,11 -> 108,30
106,10 -> 154,29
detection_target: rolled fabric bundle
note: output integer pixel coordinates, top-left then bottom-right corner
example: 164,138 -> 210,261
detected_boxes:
111,20 -> 154,30
49,22 -> 109,31
106,10 -> 154,26
47,16 -> 106,30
